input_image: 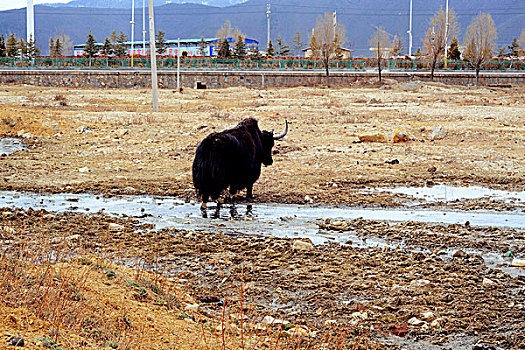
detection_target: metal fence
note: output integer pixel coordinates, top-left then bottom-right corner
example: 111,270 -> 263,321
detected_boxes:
0,57 -> 524,71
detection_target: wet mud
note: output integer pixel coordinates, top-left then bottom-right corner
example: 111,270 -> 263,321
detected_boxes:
1,208 -> 524,349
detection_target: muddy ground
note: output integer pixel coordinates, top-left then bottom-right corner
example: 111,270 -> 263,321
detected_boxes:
0,81 -> 524,349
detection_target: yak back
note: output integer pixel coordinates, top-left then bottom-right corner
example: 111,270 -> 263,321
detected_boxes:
192,118 -> 265,200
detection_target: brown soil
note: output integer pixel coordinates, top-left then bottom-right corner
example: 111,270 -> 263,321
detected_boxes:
0,82 -> 524,349
1,83 -> 524,206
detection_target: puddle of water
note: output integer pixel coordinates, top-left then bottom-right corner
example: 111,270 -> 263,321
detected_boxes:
0,138 -> 26,155
369,184 -> 525,205
1,191 -> 524,276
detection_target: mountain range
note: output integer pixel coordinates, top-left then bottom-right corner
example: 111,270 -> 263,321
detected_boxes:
42,0 -> 246,8
1,0 -> 523,57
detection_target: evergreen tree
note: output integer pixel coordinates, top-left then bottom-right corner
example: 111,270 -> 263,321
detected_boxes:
6,34 -> 19,57
19,38 -> 28,59
391,35 -> 404,56
276,35 -> 291,57
155,30 -> 167,55
55,38 -> 63,56
290,30 -> 306,56
233,36 -> 247,59
507,37 -> 521,57
26,34 -> 38,59
447,37 -> 461,60
113,31 -> 128,57
0,34 -> 6,57
49,37 -> 55,56
217,38 -> 231,58
266,40 -> 275,57
84,31 -> 99,58
101,37 -> 112,56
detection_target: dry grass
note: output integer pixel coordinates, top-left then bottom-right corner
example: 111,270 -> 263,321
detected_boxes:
0,211 -> 377,349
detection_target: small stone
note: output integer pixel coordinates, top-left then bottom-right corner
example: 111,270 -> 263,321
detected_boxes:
109,223 -> 124,232
511,258 -> 525,267
286,326 -> 309,337
393,129 -> 409,143
408,317 -> 425,326
66,234 -> 81,242
184,303 -> 200,311
482,278 -> 496,286
358,132 -> 387,143
78,167 -> 90,173
421,311 -> 435,320
427,125 -> 446,140
400,81 -> 420,91
292,240 -> 314,252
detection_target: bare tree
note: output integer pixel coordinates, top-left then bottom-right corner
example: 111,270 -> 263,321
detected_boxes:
463,13 -> 497,85
309,12 -> 346,77
520,28 -> 525,55
52,33 -> 73,56
369,26 -> 391,85
423,6 -> 458,80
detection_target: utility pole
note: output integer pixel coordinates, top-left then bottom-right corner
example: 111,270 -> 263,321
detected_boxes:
26,0 -> 34,43
177,38 -> 180,91
266,4 -> 271,48
148,0 -> 159,112
131,0 -> 135,68
444,0 -> 449,68
407,0 -> 412,56
142,0 -> 146,54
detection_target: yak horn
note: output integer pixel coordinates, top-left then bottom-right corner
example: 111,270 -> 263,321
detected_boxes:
273,120 -> 289,140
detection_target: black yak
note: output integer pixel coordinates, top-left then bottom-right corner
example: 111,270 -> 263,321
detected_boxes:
192,118 -> 288,207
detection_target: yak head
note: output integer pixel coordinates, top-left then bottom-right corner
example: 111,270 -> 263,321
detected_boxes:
261,120 -> 288,166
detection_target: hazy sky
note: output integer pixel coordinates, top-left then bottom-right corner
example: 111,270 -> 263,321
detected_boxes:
0,0 -> 71,11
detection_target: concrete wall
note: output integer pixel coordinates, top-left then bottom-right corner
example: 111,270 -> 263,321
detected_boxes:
0,69 -> 523,89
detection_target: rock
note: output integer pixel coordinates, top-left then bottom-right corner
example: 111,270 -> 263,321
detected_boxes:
109,223 -> 124,232
184,303 -> 200,311
262,315 -> 289,325
400,81 -> 420,91
78,167 -> 90,173
421,311 -> 435,320
292,240 -> 314,252
351,311 -> 368,320
410,279 -> 431,288
453,250 -> 469,258
427,125 -> 446,140
393,129 -> 409,143
16,130 -> 25,137
7,336 -> 24,347
408,317 -> 425,326
430,319 -> 441,328
285,326 -> 310,337
304,195 -> 313,203
66,234 -> 81,243
511,258 -> 525,267
482,278 -> 496,286
358,132 -> 387,143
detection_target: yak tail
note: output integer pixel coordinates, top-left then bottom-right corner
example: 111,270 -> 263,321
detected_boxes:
192,135 -> 235,201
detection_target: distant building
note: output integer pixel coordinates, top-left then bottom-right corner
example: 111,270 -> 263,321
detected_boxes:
302,47 -> 353,59
73,37 -> 259,57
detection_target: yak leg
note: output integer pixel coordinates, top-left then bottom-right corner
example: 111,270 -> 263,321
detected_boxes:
200,195 -> 209,218
246,185 -> 253,200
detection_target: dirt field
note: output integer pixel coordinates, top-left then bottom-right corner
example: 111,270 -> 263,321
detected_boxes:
0,81 -> 524,349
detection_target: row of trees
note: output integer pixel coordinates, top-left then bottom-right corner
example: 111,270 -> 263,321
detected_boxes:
368,9 -> 525,84
0,33 -> 40,59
